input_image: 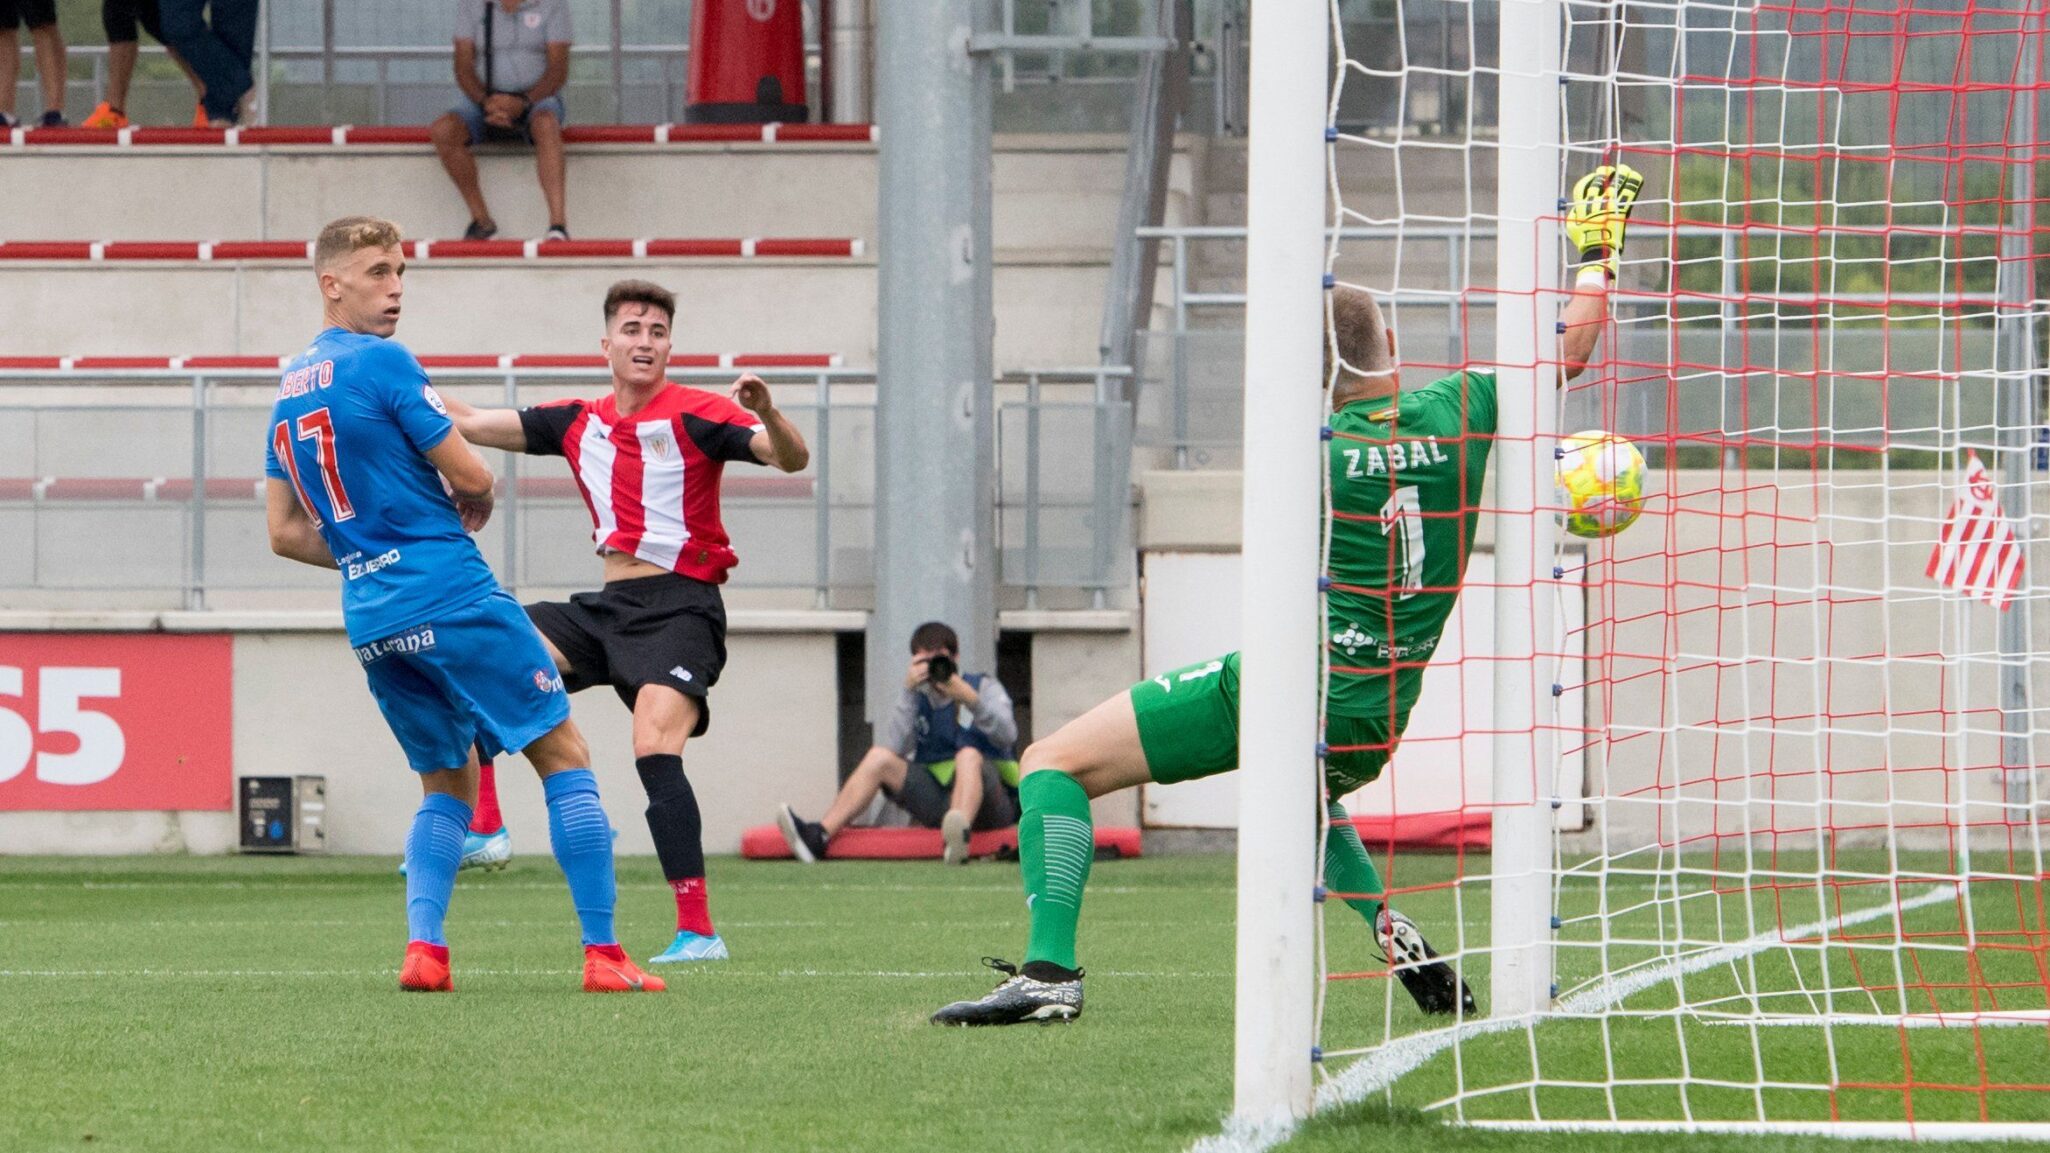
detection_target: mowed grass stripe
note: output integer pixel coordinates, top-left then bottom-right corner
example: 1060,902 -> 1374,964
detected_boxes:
5,853 -> 2039,1153
1,855 -> 1242,1153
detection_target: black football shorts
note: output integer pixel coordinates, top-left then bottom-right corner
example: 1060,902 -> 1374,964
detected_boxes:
525,572 -> 727,736
1,0 -> 57,29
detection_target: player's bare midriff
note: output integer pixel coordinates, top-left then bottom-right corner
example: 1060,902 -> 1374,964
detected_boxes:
602,551 -> 673,584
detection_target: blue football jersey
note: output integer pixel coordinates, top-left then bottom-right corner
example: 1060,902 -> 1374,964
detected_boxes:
264,328 -> 500,644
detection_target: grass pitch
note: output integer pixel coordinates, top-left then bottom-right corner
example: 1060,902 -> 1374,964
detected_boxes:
1,852 -> 2040,1153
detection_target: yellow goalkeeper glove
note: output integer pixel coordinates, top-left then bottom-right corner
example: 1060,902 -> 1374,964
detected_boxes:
1565,163 -> 1644,278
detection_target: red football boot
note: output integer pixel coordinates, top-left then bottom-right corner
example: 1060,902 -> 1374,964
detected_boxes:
400,941 -> 453,992
583,944 -> 667,993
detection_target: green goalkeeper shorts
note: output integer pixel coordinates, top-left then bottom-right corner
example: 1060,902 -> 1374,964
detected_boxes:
1131,652 -> 1243,784
1130,651 -> 1404,793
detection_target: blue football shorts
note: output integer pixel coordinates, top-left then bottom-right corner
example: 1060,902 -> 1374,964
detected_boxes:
355,590 -> 572,773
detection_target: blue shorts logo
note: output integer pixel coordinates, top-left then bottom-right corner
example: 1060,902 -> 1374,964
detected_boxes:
533,668 -> 564,693
355,624 -> 437,665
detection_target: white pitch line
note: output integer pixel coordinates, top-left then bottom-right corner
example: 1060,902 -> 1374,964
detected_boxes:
1707,1010 -> 2050,1031
1188,883 -> 1960,1153
0,917 -> 1210,931
1464,1120 -> 2050,1142
0,966 -> 1228,981
0,880 -> 1177,895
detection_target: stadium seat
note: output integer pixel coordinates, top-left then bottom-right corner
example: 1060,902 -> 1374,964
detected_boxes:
0,353 -> 841,370
4,122 -> 878,149
0,475 -> 814,503
0,238 -> 864,262
1340,810 -> 1490,851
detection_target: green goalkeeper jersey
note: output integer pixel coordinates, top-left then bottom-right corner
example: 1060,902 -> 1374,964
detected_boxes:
1325,369 -> 1498,720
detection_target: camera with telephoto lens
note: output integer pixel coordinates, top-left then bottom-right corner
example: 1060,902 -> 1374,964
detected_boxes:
925,654 -> 957,685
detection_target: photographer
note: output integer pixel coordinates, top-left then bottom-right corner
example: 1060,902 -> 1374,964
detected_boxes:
430,0 -> 573,242
777,622 -> 1019,866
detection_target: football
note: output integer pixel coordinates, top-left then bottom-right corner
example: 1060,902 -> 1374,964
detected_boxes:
1555,430 -> 1646,539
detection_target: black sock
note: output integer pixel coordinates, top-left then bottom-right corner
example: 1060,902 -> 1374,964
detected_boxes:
636,753 -> 705,881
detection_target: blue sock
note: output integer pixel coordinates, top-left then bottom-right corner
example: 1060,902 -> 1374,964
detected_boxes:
543,768 -> 617,947
404,792 -> 472,946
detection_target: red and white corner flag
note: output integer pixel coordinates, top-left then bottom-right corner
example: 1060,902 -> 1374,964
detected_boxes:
1927,451 -> 2025,611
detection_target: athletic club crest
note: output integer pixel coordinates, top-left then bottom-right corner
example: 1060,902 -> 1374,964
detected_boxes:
648,432 -> 672,459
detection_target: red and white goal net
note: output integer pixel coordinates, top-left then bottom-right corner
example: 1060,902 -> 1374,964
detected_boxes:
1303,0 -> 2050,1136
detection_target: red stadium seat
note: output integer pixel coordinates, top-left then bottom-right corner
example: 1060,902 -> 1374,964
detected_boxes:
0,353 -> 841,371
1340,810 -> 1490,850
0,475 -> 815,501
0,237 -> 863,263
5,122 -> 878,149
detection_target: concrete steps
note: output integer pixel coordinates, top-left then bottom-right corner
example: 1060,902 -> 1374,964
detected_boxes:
4,144 -> 884,242
0,132 -> 1208,368
4,258 -> 1122,368
2,134 -> 1198,250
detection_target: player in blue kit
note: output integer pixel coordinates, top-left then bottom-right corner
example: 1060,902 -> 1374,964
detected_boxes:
264,215 -> 664,995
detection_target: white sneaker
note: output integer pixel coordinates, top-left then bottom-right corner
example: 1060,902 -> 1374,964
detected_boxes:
460,828 -> 512,871
941,809 -> 972,865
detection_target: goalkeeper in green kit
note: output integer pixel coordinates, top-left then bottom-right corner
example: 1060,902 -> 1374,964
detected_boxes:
930,164 -> 1643,1026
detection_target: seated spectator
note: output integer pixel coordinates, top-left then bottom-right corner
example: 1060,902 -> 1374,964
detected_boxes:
431,0 -> 572,241
778,622 -> 1021,866
82,0 -> 208,129
160,0 -> 255,127
0,0 -> 68,129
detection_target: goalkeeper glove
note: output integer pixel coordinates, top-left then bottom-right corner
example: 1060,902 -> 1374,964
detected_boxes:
1565,163 -> 1644,278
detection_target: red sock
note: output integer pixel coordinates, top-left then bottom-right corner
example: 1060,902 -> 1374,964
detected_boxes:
672,876 -> 713,936
472,758 -> 503,835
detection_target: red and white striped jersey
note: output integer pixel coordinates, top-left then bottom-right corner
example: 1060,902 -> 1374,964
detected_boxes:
520,382 -> 766,583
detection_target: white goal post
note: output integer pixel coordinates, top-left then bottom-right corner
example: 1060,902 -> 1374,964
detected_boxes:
1232,0 -> 1329,1129
1485,0 -> 1564,1022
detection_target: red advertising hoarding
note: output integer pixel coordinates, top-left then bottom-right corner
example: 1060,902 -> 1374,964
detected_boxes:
0,634 -> 233,811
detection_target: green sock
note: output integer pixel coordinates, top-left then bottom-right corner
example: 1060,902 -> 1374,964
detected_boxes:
1323,801 -> 1385,924
1019,770 -> 1094,971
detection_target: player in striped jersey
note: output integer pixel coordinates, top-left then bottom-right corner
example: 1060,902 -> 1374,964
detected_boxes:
443,279 -> 810,965
931,166 -> 1643,1026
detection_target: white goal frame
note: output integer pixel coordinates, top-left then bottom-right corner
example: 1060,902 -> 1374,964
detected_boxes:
1232,0 -> 1329,1129
1232,0 -> 1562,1125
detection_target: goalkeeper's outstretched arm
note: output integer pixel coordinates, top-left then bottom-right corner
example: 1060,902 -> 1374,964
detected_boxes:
1559,276 -> 1607,383
1560,163 -> 1643,383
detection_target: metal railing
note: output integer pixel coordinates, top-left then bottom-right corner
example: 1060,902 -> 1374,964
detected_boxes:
999,367 -> 1133,609
0,365 -> 1132,610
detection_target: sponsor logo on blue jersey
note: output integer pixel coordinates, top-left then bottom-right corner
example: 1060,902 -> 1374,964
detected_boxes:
266,328 -> 500,645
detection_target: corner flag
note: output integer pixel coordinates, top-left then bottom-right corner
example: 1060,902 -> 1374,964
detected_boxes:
1926,451 -> 2025,611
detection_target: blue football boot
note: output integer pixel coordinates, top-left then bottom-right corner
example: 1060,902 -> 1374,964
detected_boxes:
648,930 -> 730,964
398,827 -> 511,876
460,828 -> 512,871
